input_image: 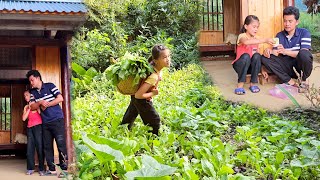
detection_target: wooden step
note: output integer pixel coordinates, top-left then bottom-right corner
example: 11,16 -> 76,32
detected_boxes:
246,73 -> 280,85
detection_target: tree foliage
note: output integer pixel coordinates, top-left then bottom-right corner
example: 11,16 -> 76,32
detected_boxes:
71,0 -> 200,71
303,0 -> 320,15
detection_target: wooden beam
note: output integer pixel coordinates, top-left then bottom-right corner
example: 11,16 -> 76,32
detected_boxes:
283,0 -> 295,7
0,13 -> 86,22
60,45 -> 74,166
0,37 -> 64,46
0,22 -> 79,31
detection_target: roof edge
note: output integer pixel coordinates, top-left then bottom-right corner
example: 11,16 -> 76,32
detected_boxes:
8,0 -> 84,3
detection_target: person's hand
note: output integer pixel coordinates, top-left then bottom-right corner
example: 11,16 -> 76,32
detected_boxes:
265,38 -> 275,45
276,44 -> 287,55
263,48 -> 272,58
261,66 -> 269,80
40,105 -> 47,111
40,100 -> 50,108
151,88 -> 159,96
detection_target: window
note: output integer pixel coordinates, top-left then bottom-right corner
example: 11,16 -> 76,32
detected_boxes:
201,0 -> 224,31
0,97 -> 11,131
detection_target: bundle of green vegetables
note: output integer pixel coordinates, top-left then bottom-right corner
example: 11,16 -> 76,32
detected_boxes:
105,52 -> 154,95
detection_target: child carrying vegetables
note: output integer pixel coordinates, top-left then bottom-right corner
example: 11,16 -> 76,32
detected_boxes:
120,44 -> 171,135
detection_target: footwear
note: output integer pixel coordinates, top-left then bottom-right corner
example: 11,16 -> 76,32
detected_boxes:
284,82 -> 299,88
39,170 -> 46,176
298,83 -> 309,93
58,171 -> 68,178
234,87 -> 245,95
26,170 -> 34,175
40,170 -> 57,176
249,85 -> 260,93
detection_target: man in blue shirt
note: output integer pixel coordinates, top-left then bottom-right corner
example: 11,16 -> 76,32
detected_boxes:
262,6 -> 313,92
27,70 -> 68,177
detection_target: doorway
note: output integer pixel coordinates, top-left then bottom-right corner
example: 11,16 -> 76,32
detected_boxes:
0,82 -> 28,156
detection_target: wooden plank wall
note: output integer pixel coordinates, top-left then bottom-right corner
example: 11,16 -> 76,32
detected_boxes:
35,46 -> 61,162
199,31 -> 224,45
224,0 -> 240,39
11,84 -> 27,142
0,131 -> 10,144
0,84 -> 26,144
35,47 -> 61,90
241,0 -> 284,51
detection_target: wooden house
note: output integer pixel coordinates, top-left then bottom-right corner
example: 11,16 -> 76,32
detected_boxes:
199,0 -> 295,58
0,0 -> 87,165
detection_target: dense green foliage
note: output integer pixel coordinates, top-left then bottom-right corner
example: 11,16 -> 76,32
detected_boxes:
105,52 -> 154,87
71,0 -> 320,179
72,65 -> 320,179
71,0 -> 200,71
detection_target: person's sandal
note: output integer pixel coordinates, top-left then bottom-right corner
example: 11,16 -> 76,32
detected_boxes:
26,170 -> 34,175
40,170 -> 57,176
298,83 -> 309,93
249,85 -> 260,93
234,87 -> 246,95
58,171 -> 68,178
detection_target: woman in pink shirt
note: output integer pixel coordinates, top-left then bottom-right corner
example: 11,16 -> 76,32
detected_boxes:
22,90 -> 45,176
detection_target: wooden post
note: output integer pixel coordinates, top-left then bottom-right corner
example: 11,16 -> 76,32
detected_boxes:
283,0 -> 295,7
60,44 -> 74,167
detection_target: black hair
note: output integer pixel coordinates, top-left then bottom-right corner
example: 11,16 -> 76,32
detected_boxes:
148,44 -> 168,63
283,6 -> 300,20
240,15 -> 259,33
26,70 -> 42,81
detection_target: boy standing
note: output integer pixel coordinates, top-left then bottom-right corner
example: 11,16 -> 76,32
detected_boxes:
261,6 -> 313,92
26,70 -> 68,177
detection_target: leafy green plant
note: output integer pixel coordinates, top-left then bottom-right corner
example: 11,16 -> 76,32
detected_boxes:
105,52 -> 154,87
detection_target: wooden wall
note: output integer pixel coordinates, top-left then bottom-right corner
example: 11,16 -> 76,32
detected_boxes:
0,84 -> 26,144
199,31 -> 224,45
199,0 -> 285,48
35,46 -> 61,161
240,0 -> 284,50
224,0 -> 240,39
11,84 -> 27,142
0,131 -> 10,144
35,47 -> 61,90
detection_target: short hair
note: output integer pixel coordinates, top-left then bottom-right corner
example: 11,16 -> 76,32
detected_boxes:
283,6 -> 300,20
26,70 -> 42,81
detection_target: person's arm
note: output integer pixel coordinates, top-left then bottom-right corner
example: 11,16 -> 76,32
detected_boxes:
40,94 -> 64,108
277,44 -> 299,58
135,83 -> 158,99
239,36 -> 275,46
22,105 -> 30,121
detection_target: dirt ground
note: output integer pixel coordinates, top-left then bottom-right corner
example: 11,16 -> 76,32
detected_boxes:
0,158 -> 58,179
201,54 -> 320,112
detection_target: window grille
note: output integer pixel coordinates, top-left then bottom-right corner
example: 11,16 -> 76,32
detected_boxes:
201,0 -> 224,31
0,97 -> 11,131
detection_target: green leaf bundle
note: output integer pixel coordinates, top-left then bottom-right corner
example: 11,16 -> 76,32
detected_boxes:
105,52 -> 154,94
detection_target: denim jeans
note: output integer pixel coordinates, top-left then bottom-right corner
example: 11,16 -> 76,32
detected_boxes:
42,119 -> 68,171
233,53 -> 262,83
27,124 -> 44,171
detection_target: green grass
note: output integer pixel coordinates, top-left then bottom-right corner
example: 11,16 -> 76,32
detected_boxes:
298,12 -> 320,53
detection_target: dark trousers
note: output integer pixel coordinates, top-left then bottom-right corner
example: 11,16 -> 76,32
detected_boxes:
42,119 -> 68,171
261,49 -> 313,82
121,96 -> 160,135
27,124 -> 44,171
233,53 -> 261,83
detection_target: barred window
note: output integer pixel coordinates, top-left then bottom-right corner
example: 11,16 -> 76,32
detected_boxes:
201,0 -> 224,31
0,97 -> 11,131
